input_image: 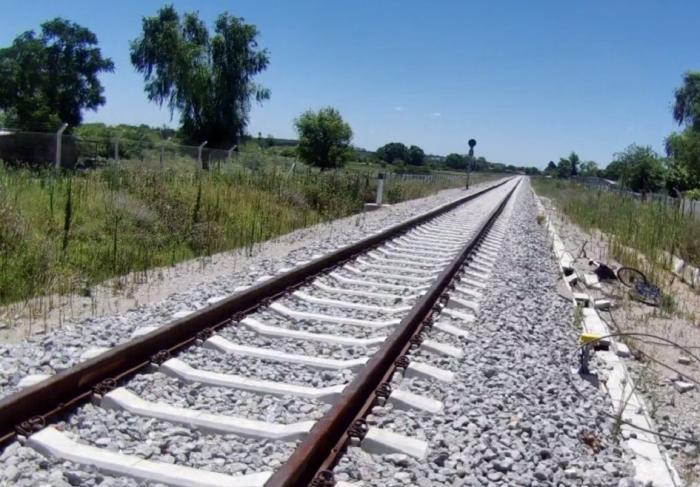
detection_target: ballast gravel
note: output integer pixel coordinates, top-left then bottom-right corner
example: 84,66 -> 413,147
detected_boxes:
333,181 -> 640,486
0,181 -> 504,399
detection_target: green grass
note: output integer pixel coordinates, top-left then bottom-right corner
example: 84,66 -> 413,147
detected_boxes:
0,162 -> 480,306
531,178 -> 700,280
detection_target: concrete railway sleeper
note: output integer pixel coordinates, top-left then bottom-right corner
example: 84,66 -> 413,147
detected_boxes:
0,178 -> 520,487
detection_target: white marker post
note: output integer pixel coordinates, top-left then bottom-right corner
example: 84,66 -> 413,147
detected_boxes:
197,141 -> 208,169
376,173 -> 385,206
55,123 -> 68,169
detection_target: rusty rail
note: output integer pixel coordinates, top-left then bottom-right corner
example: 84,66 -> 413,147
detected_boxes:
266,180 -> 519,487
0,178 -> 512,448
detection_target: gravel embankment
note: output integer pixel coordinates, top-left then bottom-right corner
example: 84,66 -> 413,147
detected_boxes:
333,180 -> 639,486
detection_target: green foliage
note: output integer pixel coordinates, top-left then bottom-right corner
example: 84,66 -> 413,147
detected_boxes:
579,160 -> 599,176
673,71 -> 700,131
376,142 -> 409,164
609,144 -> 665,192
568,152 -> 580,176
544,161 -> 557,175
0,18 -> 113,130
130,6 -> 270,147
532,178 -> 700,274
408,145 -> 425,166
0,162 -> 475,305
294,107 -> 353,170
556,158 -> 572,178
444,153 -> 466,170
665,129 -> 700,192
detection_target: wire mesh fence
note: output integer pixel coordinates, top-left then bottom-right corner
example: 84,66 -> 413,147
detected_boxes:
570,176 -> 700,220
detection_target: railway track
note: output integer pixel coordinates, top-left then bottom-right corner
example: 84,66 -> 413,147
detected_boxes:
0,177 -> 521,487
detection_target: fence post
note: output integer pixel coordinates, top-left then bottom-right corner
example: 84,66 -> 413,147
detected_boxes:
227,145 -> 237,163
197,141 -> 208,169
55,123 -> 68,169
113,134 -> 120,163
376,173 -> 385,205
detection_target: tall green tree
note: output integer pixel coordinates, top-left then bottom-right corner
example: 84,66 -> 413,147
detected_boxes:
544,160 -> 557,175
673,71 -> 700,131
556,158 -> 572,178
665,130 -> 700,192
294,107 -> 353,170
579,160 -> 599,176
408,145 -> 425,165
376,142 -> 409,164
611,144 -> 665,193
666,72 -> 700,192
568,151 -> 580,176
0,18 -> 113,130
130,6 -> 270,147
444,153 -> 466,170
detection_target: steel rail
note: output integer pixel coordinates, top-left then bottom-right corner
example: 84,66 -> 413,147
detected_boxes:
0,178 -> 512,449
266,180 -> 520,487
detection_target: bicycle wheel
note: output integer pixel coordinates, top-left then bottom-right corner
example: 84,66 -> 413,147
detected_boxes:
616,267 -> 647,288
630,281 -> 661,307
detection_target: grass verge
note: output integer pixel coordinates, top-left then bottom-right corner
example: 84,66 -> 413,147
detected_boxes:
0,163 -> 494,307
531,178 -> 700,280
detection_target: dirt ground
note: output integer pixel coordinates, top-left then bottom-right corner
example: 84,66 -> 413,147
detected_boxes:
539,196 -> 700,484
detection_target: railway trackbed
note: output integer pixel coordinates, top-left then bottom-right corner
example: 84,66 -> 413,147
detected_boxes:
0,177 -> 521,486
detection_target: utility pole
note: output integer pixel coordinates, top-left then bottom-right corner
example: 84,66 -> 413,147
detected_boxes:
466,138 -> 477,189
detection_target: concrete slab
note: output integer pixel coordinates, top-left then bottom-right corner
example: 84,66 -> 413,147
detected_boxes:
583,273 -> 602,289
312,280 -> 412,301
292,291 -> 411,314
102,388 -> 314,440
405,361 -> 455,383
130,326 -> 159,339
241,317 -> 386,347
442,307 -> 476,323
160,358 -> 345,402
362,427 -> 428,459
343,265 -> 434,284
422,339 -> 464,358
79,347 -> 110,362
269,302 -> 400,329
29,427 -> 272,487
17,374 -> 51,389
204,336 -> 368,370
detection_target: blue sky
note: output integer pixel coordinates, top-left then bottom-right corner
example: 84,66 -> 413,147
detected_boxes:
1,1 -> 698,167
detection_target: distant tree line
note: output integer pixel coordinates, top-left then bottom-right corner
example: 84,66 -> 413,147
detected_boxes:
544,73 -> 700,199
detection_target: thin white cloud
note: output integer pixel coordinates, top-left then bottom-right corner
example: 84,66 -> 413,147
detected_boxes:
429,112 -> 441,117
393,106 -> 404,112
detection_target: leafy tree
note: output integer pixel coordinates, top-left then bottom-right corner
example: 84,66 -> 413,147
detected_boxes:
666,72 -> 700,192
544,161 -> 557,175
130,6 -> 270,147
556,158 -> 572,178
408,145 -> 425,165
376,142 -> 409,164
673,71 -> 700,131
474,156 -> 489,171
568,151 -> 580,176
294,107 -> 353,170
444,153 -> 466,170
579,160 -> 599,176
665,130 -> 700,192
0,18 -> 113,130
611,144 -> 665,193
524,167 -> 541,176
